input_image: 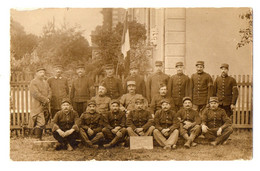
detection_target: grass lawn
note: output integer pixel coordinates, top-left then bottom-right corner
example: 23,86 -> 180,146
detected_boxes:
10,130 -> 252,161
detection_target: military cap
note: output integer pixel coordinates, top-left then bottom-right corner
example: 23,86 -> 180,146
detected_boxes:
105,64 -> 114,69
160,99 -> 170,105
155,61 -> 163,66
53,63 -> 63,69
209,97 -> 219,103
135,97 -> 145,103
130,63 -> 138,69
98,84 -> 107,89
110,99 -> 120,105
182,97 -> 192,103
195,61 -> 205,66
87,99 -> 96,106
61,98 -> 71,105
175,62 -> 184,67
76,63 -> 85,69
36,67 -> 46,72
127,80 -> 136,86
220,63 -> 229,69
159,82 -> 167,88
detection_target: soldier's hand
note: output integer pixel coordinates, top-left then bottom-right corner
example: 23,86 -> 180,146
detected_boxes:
135,128 -> 143,133
230,104 -> 235,111
202,125 -> 209,133
120,106 -> 126,112
217,128 -> 222,136
111,128 -> 118,134
138,131 -> 145,136
87,128 -> 94,136
57,129 -> 65,137
184,122 -> 192,129
115,126 -> 121,131
151,114 -> 155,118
161,129 -> 167,134
64,129 -> 74,137
116,131 -> 123,137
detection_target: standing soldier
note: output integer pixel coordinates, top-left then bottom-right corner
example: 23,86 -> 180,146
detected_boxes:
101,64 -> 123,100
123,63 -> 146,97
177,97 -> 201,148
153,99 -> 180,150
70,63 -> 90,116
47,64 -> 69,118
146,61 -> 170,103
168,62 -> 190,112
213,63 -> 238,118
190,61 -> 213,114
201,97 -> 233,146
91,84 -> 111,114
102,100 -> 127,148
29,67 -> 51,140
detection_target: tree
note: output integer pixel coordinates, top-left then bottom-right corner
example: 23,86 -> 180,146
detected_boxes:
237,10 -> 253,49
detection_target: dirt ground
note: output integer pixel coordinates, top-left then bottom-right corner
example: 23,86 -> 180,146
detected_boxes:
10,130 -> 252,161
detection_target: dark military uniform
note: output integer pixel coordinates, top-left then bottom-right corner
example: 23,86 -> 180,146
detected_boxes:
91,95 -> 111,114
124,75 -> 146,97
149,94 -> 175,114
101,76 -> 123,100
202,107 -> 233,145
168,73 -> 190,111
120,93 -> 148,112
47,76 -> 69,118
52,108 -> 79,149
153,108 -> 180,148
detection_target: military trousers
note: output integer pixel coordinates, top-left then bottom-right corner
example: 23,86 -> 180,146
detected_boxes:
180,124 -> 201,137
102,127 -> 127,144
204,126 -> 233,145
53,131 -> 79,148
79,128 -> 104,145
28,112 -> 45,129
127,126 -> 155,136
153,129 -> 179,147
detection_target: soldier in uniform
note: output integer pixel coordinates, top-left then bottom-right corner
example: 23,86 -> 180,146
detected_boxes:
101,64 -> 123,100
177,97 -> 201,148
52,98 -> 79,151
213,63 -> 239,118
123,63 -> 146,97
120,80 -> 148,116
190,61 -> 213,114
201,97 -> 233,146
149,83 -> 175,117
102,100 -> 127,148
70,63 -> 91,116
168,62 -> 190,112
146,61 -> 170,103
47,64 -> 69,118
91,84 -> 111,115
78,100 -> 104,148
126,97 -> 155,136
153,99 -> 180,150
29,67 -> 51,140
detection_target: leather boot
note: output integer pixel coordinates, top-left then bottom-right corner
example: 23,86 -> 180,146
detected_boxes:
79,129 -> 93,147
183,133 -> 190,141
35,128 -> 43,140
91,133 -> 104,144
104,136 -> 120,148
184,139 -> 191,148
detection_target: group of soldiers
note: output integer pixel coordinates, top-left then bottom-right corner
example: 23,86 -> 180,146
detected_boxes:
29,60 -> 238,151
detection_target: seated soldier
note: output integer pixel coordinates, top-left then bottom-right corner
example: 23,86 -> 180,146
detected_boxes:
102,100 -> 127,148
78,100 -> 104,148
201,97 -> 233,146
177,97 -> 201,148
153,99 -> 180,150
126,97 -> 155,136
120,80 -> 148,116
149,83 -> 175,117
52,98 -> 79,151
91,84 -> 111,114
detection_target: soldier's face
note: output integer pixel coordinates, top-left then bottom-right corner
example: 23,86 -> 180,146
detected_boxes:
162,102 -> 171,111
196,65 -> 204,73
221,67 -> 229,76
54,67 -> 62,77
155,65 -> 163,73
209,101 -> 219,110
36,70 -> 45,79
159,86 -> 167,96
88,104 -> 96,113
105,68 -> 114,77
130,68 -> 138,76
76,68 -> 85,77
135,101 -> 144,111
98,86 -> 107,96
127,84 -> 136,93
176,66 -> 184,74
183,100 -> 192,109
61,102 -> 71,113
111,103 -> 119,112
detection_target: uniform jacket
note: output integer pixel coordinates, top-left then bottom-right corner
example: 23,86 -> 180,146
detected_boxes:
177,108 -> 201,125
201,108 -> 232,130
124,75 -> 146,97
47,76 -> 69,109
103,110 -> 126,129
191,72 -> 213,105
120,93 -> 148,111
91,95 -> 111,114
213,75 -> 239,106
70,75 -> 90,103
78,111 -> 103,134
29,78 -> 52,116
149,94 -> 175,114
126,109 -> 153,131
52,109 -> 79,132
168,73 -> 191,106
101,76 -> 123,100
154,109 -> 180,134
146,72 -> 170,103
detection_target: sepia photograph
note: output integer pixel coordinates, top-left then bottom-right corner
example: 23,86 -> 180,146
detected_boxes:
9,6 -> 253,161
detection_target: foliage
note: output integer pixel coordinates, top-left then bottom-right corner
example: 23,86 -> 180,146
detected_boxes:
236,10 -> 253,49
